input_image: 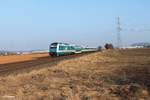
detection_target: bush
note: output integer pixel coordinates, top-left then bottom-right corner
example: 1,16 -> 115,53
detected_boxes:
104,43 -> 114,49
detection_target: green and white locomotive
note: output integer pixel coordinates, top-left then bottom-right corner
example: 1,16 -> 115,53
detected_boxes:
49,42 -> 82,56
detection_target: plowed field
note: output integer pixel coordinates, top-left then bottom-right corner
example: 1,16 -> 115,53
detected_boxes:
0,53 -> 48,64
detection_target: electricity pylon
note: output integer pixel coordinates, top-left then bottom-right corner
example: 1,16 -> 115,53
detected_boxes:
117,17 -> 122,48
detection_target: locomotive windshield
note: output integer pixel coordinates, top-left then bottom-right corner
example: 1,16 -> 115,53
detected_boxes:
50,43 -> 57,48
51,43 -> 57,46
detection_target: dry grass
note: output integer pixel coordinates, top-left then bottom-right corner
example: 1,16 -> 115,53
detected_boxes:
0,49 -> 150,100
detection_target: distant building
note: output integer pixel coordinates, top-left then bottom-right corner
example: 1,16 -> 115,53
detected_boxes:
122,46 -> 144,49
122,42 -> 150,49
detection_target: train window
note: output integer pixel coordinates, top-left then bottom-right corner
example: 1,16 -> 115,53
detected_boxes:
59,46 -> 66,50
68,46 -> 71,50
50,43 -> 57,49
71,46 -> 74,50
64,46 -> 68,50
50,45 -> 57,49
50,47 -> 56,49
51,43 -> 57,47
59,46 -> 63,50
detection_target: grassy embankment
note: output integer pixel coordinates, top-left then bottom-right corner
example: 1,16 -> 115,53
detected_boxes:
0,49 -> 150,100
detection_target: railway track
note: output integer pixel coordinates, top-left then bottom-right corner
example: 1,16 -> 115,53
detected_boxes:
0,53 -> 88,76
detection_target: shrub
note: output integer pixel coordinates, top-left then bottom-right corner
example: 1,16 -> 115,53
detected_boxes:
104,43 -> 114,49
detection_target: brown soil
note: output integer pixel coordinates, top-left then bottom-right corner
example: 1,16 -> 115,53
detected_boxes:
0,53 -> 48,64
0,53 -> 86,76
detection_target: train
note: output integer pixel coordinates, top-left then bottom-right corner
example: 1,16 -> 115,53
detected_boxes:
49,42 -> 98,56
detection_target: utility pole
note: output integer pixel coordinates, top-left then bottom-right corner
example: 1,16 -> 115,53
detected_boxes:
117,17 -> 122,48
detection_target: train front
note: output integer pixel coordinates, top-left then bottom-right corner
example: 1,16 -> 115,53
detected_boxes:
49,43 -> 58,56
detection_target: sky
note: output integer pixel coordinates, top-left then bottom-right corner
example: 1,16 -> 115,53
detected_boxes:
0,0 -> 150,51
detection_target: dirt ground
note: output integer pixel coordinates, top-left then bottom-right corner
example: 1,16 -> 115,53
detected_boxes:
0,49 -> 150,100
0,53 -> 48,64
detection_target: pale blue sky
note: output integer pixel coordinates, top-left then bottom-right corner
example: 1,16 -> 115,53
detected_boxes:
0,0 -> 150,50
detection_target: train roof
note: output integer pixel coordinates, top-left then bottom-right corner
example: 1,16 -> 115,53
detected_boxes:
51,42 -> 69,45
50,42 -> 83,47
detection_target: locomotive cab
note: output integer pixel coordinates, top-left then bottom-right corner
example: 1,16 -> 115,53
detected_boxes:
49,43 -> 58,56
